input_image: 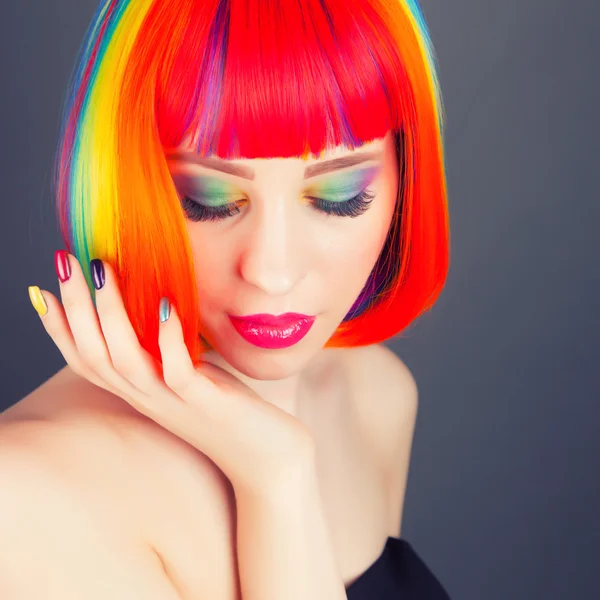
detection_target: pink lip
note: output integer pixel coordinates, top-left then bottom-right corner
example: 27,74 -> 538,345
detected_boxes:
228,313 -> 316,349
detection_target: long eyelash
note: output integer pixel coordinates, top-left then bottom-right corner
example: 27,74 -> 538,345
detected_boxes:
180,188 -> 375,222
309,188 -> 375,218
180,197 -> 242,222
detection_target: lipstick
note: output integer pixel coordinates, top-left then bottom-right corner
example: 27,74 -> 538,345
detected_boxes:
228,313 -> 316,349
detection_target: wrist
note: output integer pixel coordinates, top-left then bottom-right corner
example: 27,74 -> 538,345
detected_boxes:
233,444 -> 318,505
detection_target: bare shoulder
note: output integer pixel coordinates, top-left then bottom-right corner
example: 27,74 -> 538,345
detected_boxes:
349,342 -> 418,398
342,343 -> 419,449
0,367 -> 240,599
0,425 -> 185,599
341,343 -> 419,537
0,399 -> 146,536
0,365 -> 235,529
0,366 -> 150,516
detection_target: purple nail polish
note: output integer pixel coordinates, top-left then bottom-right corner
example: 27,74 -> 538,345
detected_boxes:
90,259 -> 105,290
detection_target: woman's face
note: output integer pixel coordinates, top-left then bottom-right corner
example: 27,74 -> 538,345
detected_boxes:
166,130 -> 399,380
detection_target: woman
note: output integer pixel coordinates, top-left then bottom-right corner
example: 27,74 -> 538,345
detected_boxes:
1,0 -> 451,598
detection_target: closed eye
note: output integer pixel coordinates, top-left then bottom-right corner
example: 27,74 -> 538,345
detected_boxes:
180,187 -> 376,222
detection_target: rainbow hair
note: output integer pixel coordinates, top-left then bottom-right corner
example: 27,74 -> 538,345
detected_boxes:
54,0 -> 450,365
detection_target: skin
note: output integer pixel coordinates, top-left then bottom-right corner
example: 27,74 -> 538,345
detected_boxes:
0,129 -> 418,598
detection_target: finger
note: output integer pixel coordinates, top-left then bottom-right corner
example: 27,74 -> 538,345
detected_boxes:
157,299 -> 219,402
93,260 -> 163,392
56,253 -> 147,405
156,299 -> 236,442
28,285 -> 119,393
56,253 -> 113,370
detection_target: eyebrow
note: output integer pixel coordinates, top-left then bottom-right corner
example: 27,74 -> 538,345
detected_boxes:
165,150 -> 383,181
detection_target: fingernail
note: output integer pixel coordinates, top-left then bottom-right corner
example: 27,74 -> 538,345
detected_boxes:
159,297 -> 171,323
28,286 -> 48,316
54,250 -> 71,282
90,259 -> 105,290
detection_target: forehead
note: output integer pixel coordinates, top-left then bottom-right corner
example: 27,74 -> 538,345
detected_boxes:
176,131 -> 392,165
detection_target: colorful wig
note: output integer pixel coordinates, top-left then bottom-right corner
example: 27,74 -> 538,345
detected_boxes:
54,0 -> 450,365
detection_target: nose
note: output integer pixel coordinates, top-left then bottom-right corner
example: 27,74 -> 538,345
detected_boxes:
238,200 -> 306,296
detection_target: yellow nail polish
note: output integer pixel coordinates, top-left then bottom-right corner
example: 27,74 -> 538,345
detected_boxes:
28,286 -> 48,316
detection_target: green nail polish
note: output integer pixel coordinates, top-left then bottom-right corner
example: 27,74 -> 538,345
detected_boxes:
159,297 -> 171,323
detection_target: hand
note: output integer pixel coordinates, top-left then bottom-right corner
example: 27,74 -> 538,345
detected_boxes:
29,251 -> 316,497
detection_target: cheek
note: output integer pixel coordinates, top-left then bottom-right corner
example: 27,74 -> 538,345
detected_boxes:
322,238 -> 380,274
318,208 -> 394,295
185,224 -> 231,297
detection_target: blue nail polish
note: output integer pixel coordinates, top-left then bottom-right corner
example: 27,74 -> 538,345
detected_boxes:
90,259 -> 105,290
159,297 -> 171,323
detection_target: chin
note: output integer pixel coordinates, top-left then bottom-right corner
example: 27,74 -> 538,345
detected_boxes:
223,340 -> 315,380
235,357 -> 303,380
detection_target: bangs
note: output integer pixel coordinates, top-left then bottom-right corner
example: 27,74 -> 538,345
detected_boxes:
156,0 -> 402,159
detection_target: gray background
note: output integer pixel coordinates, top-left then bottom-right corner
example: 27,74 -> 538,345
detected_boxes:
1,1 -> 598,598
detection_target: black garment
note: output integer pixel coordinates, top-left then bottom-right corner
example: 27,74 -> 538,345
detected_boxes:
345,536 -> 452,599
